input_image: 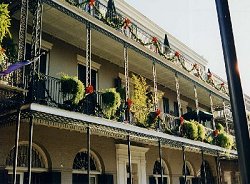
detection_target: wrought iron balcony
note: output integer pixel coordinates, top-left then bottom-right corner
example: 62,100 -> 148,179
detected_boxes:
63,0 -> 229,95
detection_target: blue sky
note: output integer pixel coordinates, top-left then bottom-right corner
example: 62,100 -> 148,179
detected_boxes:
124,0 -> 250,96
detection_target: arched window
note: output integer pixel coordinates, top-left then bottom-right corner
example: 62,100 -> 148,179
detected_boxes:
6,144 -> 47,169
5,143 -> 48,184
149,159 -> 170,184
72,150 -> 102,184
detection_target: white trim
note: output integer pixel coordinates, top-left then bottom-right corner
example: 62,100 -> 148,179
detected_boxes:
6,166 -> 47,173
26,34 -> 53,50
77,54 -> 101,70
29,103 -> 238,156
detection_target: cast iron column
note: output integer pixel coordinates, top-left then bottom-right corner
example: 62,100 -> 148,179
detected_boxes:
158,139 -> 163,184
215,0 -> 250,183
127,135 -> 132,184
201,150 -> 207,184
13,109 -> 21,184
28,115 -> 34,184
216,152 -> 222,184
87,127 -> 90,184
182,146 -> 187,184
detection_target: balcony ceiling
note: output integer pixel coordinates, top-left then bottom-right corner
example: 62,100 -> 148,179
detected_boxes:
16,4 -> 225,108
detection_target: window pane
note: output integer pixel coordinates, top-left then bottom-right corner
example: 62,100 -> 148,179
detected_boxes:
78,64 -> 97,90
163,97 -> 169,114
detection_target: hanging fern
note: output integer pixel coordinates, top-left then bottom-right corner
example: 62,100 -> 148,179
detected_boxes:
102,88 -> 121,119
61,74 -> 85,105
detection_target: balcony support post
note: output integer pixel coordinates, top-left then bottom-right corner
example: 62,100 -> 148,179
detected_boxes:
209,93 -> 216,130
222,100 -> 229,133
216,152 -> 222,184
158,139 -> 163,184
28,114 -> 34,184
13,109 -> 21,184
201,150 -> 207,184
124,45 -> 130,123
175,73 -> 182,117
193,85 -> 200,122
87,126 -> 91,184
182,146 -> 187,183
127,135 -> 132,184
152,62 -> 160,130
18,0 -> 29,61
86,22 -> 92,87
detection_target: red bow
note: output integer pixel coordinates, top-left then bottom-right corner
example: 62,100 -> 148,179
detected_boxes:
124,18 -> 131,28
155,109 -> 161,116
89,0 -> 95,6
127,98 -> 132,108
152,37 -> 158,43
86,85 -> 94,94
221,82 -> 225,87
213,129 -> 219,137
175,51 -> 180,58
180,116 -> 184,125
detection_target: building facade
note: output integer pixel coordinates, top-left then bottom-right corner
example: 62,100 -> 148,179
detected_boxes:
0,0 -> 244,184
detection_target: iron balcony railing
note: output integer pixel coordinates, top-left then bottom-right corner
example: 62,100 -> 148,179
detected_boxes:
67,0 -> 228,94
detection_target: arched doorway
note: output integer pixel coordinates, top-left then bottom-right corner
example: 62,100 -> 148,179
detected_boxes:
149,159 -> 170,184
5,143 -> 48,184
72,149 -> 102,184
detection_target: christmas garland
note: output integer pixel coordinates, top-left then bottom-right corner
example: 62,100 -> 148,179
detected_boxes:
65,0 -> 229,96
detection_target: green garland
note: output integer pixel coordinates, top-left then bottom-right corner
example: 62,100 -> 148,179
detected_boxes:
65,0 -> 229,96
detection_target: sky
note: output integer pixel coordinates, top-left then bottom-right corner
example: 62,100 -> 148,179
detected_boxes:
124,0 -> 250,96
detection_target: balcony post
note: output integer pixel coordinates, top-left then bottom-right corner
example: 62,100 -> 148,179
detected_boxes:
18,0 -> 29,87
124,45 -> 130,123
175,73 -> 182,117
215,0 -> 250,182
201,150 -> 207,184
193,84 -> 200,122
127,135 -> 132,184
13,109 -> 21,184
158,139 -> 163,184
222,100 -> 229,133
28,114 -> 34,184
152,62 -> 160,130
209,93 -> 216,130
216,152 -> 222,184
182,146 -> 187,183
86,22 -> 92,87
87,126 -> 91,184
29,0 -> 43,100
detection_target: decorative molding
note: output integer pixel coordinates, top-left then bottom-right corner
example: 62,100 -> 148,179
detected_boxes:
77,54 -> 101,70
26,33 -> 53,50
